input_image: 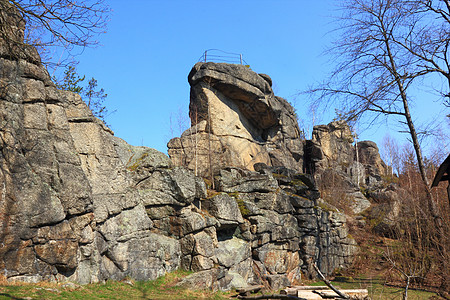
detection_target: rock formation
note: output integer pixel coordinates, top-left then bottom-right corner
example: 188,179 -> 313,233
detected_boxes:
0,8 -> 395,291
168,62 -> 304,178
0,8 -> 190,284
304,121 -> 391,214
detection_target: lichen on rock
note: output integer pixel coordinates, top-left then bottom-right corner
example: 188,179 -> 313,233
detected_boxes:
0,8 -> 398,291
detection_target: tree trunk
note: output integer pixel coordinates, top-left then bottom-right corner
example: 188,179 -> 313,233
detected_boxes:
383,30 -> 443,233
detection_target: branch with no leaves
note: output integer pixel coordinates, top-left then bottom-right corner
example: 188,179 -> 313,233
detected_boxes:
383,249 -> 424,300
312,262 -> 350,299
237,294 -> 307,300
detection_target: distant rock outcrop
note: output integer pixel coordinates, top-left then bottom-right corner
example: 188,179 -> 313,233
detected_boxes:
168,62 -> 304,177
304,121 -> 391,214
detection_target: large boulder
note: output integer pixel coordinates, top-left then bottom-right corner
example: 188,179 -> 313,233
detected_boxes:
203,193 -> 244,228
357,140 -> 391,180
309,121 -> 355,173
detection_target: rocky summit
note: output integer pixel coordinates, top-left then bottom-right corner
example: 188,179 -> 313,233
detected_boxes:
0,9 -> 393,291
168,62 -> 304,177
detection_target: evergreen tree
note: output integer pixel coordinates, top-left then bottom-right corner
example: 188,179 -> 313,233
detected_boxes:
56,65 -> 111,125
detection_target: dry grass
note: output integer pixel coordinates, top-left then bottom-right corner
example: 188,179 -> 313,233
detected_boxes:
0,270 -> 229,300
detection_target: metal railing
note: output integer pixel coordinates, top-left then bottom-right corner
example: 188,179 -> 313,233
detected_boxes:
198,49 -> 249,65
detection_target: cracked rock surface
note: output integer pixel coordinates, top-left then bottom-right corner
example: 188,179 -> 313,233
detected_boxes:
0,8 -> 391,291
168,62 -> 304,177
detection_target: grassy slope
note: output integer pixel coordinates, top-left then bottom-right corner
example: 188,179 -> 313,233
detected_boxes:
0,272 -> 442,300
0,270 -> 228,300
327,218 -> 447,300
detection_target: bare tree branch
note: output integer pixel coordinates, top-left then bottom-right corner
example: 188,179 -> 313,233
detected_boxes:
0,0 -> 110,69
306,0 -> 443,233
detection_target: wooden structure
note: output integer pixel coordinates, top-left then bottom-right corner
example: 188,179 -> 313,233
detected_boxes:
431,154 -> 450,204
235,285 -> 369,300
282,286 -> 369,299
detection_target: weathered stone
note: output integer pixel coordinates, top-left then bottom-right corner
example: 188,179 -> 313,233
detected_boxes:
93,191 -> 139,223
290,195 -> 314,209
0,17 -> 365,288
214,237 -> 251,268
255,192 -> 294,214
35,240 -> 78,271
103,233 -> 180,281
192,230 -> 217,257
216,168 -> 278,193
2,241 -> 38,276
202,193 -> 244,227
357,141 -> 390,178
191,255 -> 214,271
348,191 -> 371,214
117,139 -> 172,172
265,274 -> 291,290
367,184 -> 401,203
318,168 -> 371,214
177,206 -> 219,236
136,168 -> 206,206
35,221 -> 76,243
271,225 -> 299,242
367,199 -> 401,237
145,205 -> 176,220
311,121 -> 355,169
247,215 -> 277,234
254,245 -> 300,275
219,271 -> 248,291
99,204 -> 152,242
238,198 -> 263,216
168,62 -> 304,176
176,269 -> 220,291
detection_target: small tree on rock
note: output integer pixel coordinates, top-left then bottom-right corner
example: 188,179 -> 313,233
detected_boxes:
56,64 -> 111,125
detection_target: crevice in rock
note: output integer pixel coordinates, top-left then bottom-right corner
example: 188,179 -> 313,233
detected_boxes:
22,99 -> 45,104
44,99 -> 61,105
29,218 -> 66,229
55,265 -> 76,277
214,133 -> 266,145
67,117 -> 96,123
134,175 -> 151,187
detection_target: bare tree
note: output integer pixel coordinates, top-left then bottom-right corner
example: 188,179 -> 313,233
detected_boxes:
384,246 -> 424,300
400,0 -> 450,107
309,0 -> 443,231
381,133 -> 400,176
0,0 -> 109,69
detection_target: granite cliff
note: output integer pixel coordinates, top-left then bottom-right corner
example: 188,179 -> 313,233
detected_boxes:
0,9 -> 393,291
168,62 -> 304,177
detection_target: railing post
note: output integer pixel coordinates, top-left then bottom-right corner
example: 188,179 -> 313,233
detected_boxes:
204,50 -> 207,62
240,54 -> 243,65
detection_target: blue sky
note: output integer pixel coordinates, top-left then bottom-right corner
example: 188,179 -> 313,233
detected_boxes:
71,0 -> 448,158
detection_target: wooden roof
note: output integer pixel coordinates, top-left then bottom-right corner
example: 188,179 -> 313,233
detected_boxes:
431,154 -> 450,187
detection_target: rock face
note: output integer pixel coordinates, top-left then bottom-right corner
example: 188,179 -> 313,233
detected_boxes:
168,62 -> 304,177
174,165 -> 357,290
0,49 -> 186,282
304,121 -> 391,214
0,52 -> 356,288
0,9 -> 184,284
306,121 -> 390,180
0,9 -> 393,291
